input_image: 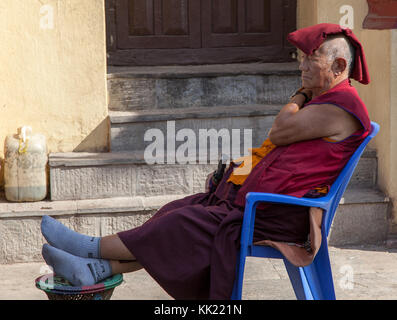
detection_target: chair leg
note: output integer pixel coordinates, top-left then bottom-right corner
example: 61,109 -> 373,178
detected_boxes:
283,259 -> 313,300
231,249 -> 247,300
301,244 -> 336,300
283,243 -> 335,300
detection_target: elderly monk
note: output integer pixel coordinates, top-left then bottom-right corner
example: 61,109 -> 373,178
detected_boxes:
40,24 -> 371,300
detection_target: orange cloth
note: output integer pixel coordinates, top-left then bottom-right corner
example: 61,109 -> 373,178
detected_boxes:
227,137 -> 337,187
227,138 -> 276,185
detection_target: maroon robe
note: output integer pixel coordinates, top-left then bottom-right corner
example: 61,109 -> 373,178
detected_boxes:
235,79 -> 371,208
118,79 -> 370,300
118,167 -> 310,299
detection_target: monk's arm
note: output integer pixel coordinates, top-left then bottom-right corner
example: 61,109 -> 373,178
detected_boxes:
269,101 -> 362,146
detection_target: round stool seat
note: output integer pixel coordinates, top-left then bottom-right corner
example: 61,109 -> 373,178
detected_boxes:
35,273 -> 123,300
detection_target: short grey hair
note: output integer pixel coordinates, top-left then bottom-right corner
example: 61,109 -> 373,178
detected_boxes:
320,35 -> 356,76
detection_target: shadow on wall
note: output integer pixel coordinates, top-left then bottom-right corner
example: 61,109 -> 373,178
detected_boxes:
0,159 -> 3,191
73,117 -> 110,153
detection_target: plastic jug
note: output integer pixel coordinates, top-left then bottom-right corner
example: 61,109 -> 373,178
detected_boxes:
4,126 -> 48,202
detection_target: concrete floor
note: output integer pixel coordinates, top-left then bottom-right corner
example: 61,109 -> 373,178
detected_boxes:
1,245 -> 397,300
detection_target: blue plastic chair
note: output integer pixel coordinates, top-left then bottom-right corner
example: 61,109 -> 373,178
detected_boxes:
231,122 -> 380,300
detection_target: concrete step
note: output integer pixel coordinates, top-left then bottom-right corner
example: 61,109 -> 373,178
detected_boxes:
329,187 -> 390,246
109,104 -> 280,154
48,148 -> 379,201
107,63 -> 301,111
0,187 -> 389,264
0,194 -> 171,264
49,152 -> 218,201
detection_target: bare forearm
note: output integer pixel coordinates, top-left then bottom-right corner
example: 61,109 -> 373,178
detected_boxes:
269,94 -> 306,145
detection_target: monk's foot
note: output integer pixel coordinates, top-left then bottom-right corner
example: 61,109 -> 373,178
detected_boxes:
41,215 -> 101,258
42,244 -> 112,286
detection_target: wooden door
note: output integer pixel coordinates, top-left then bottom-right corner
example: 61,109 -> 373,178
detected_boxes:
115,0 -> 201,49
106,0 -> 297,66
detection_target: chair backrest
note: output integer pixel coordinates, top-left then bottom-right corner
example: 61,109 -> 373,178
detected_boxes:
322,121 -> 380,235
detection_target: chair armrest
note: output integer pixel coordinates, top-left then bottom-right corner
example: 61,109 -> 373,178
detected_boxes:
240,192 -> 331,247
245,192 -> 331,211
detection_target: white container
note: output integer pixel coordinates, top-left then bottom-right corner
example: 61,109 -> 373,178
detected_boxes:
4,126 -> 48,202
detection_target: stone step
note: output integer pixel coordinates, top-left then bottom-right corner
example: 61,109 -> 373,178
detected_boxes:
0,187 -> 389,264
49,148 -> 378,201
109,104 -> 279,153
49,153 -> 218,201
329,187 -> 390,246
107,63 -> 301,111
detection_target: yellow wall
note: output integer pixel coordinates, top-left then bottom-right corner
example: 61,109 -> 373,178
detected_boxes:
0,0 -> 108,162
297,0 -> 318,28
298,0 -> 396,224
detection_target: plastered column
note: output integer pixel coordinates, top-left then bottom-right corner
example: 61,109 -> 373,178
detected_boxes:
0,0 -> 108,188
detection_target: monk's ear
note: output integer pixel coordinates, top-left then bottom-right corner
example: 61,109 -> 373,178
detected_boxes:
332,57 -> 348,76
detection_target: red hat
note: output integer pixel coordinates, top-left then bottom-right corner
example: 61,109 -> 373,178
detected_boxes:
287,23 -> 370,85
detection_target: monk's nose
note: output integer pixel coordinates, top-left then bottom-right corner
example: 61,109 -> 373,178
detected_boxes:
299,59 -> 308,72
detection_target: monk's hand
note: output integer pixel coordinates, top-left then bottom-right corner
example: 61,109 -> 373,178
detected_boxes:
299,88 -> 313,102
290,88 -> 312,108
205,172 -> 214,192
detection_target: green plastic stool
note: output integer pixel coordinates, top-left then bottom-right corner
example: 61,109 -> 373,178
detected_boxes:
35,273 -> 123,300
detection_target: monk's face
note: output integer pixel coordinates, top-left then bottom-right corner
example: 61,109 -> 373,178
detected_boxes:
298,48 -> 334,94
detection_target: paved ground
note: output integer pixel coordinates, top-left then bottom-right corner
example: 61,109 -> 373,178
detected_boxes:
1,245 -> 397,300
